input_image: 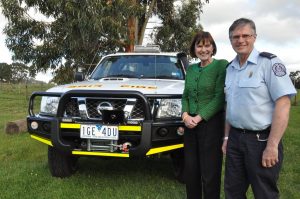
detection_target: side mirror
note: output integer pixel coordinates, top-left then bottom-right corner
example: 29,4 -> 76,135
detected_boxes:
177,52 -> 189,69
74,72 -> 84,82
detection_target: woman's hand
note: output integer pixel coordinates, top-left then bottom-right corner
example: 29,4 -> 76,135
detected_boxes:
184,115 -> 202,129
193,115 -> 202,124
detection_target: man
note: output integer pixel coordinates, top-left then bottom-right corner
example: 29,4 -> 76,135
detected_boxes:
222,18 -> 297,199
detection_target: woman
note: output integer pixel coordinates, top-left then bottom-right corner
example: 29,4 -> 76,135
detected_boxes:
182,31 -> 228,199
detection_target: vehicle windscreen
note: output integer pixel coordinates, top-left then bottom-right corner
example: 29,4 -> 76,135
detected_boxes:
90,55 -> 184,80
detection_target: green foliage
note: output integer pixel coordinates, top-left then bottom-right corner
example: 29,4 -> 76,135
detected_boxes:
1,0 -> 137,74
0,63 -> 12,82
51,61 -> 76,84
289,70 -> 300,89
153,0 -> 204,52
0,62 -> 31,83
1,0 -> 209,84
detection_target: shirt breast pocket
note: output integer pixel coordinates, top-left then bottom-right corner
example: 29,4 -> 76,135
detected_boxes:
238,78 -> 267,105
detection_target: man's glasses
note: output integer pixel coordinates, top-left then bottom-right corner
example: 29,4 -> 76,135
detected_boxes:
230,34 -> 256,41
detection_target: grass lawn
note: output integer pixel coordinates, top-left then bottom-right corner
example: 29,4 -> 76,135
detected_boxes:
0,83 -> 299,199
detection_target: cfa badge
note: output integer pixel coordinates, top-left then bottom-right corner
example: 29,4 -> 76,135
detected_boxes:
272,63 -> 286,77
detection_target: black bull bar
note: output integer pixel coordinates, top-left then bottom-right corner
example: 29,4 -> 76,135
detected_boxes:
28,89 -> 181,157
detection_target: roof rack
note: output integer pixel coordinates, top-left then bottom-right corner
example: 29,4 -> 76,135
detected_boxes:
134,45 -> 161,53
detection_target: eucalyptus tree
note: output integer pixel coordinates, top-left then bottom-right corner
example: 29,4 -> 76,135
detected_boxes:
0,63 -> 12,82
153,0 -> 205,52
290,71 -> 300,89
1,0 -> 208,83
0,62 -> 29,83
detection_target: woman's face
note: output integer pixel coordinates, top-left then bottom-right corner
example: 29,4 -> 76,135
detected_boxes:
194,39 -> 214,62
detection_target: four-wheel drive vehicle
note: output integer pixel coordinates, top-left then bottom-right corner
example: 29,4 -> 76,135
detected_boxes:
27,45 -> 188,181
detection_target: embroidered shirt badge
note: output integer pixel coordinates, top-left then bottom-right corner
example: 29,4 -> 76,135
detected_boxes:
272,63 -> 286,77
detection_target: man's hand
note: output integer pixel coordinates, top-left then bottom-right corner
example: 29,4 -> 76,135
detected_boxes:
261,96 -> 290,168
262,146 -> 279,167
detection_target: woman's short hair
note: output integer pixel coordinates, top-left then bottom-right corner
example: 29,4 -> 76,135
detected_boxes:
189,31 -> 217,58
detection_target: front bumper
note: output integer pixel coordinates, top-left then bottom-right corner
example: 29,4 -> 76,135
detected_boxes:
27,90 -> 184,157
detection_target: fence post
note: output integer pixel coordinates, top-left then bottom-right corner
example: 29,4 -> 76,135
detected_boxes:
26,81 -> 28,100
292,79 -> 297,106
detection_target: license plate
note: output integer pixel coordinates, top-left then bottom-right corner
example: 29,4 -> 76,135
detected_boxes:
80,124 -> 119,140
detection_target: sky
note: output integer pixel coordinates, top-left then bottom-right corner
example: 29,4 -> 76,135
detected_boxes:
0,0 -> 299,82
199,0 -> 300,72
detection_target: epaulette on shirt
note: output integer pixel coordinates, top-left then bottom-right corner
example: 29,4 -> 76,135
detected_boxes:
259,52 -> 277,59
260,52 -> 287,77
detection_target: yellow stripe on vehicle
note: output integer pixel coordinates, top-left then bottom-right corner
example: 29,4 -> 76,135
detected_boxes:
146,144 -> 184,156
120,84 -> 157,90
67,84 -> 102,88
31,134 -> 53,146
72,144 -> 183,157
29,135 -> 183,157
60,123 -> 81,129
60,123 -> 141,132
118,125 -> 141,131
72,151 -> 129,157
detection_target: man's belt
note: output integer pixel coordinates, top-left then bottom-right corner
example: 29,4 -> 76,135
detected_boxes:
231,126 -> 271,134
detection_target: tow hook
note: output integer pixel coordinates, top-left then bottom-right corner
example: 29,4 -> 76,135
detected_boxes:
121,142 -> 132,152
109,142 -> 132,152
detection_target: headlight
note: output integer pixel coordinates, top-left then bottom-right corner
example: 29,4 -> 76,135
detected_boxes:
40,97 -> 60,115
156,99 -> 182,118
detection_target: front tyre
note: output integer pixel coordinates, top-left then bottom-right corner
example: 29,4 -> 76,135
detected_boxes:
48,146 -> 78,177
170,148 -> 185,183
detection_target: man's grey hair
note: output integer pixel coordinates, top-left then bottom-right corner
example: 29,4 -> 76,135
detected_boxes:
229,18 -> 256,38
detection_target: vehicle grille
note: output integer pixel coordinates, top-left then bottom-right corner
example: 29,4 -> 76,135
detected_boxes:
64,97 -> 145,120
131,100 -> 144,119
65,98 -> 80,117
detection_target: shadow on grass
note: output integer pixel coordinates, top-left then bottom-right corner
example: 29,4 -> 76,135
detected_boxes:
75,155 -> 176,181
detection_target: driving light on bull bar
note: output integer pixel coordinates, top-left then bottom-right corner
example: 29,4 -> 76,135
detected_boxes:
30,121 -> 39,130
156,99 -> 182,118
157,127 -> 169,137
177,127 -> 184,136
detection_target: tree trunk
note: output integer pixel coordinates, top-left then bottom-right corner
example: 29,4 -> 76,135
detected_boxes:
126,16 -> 136,52
138,0 -> 156,45
126,0 -> 137,52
